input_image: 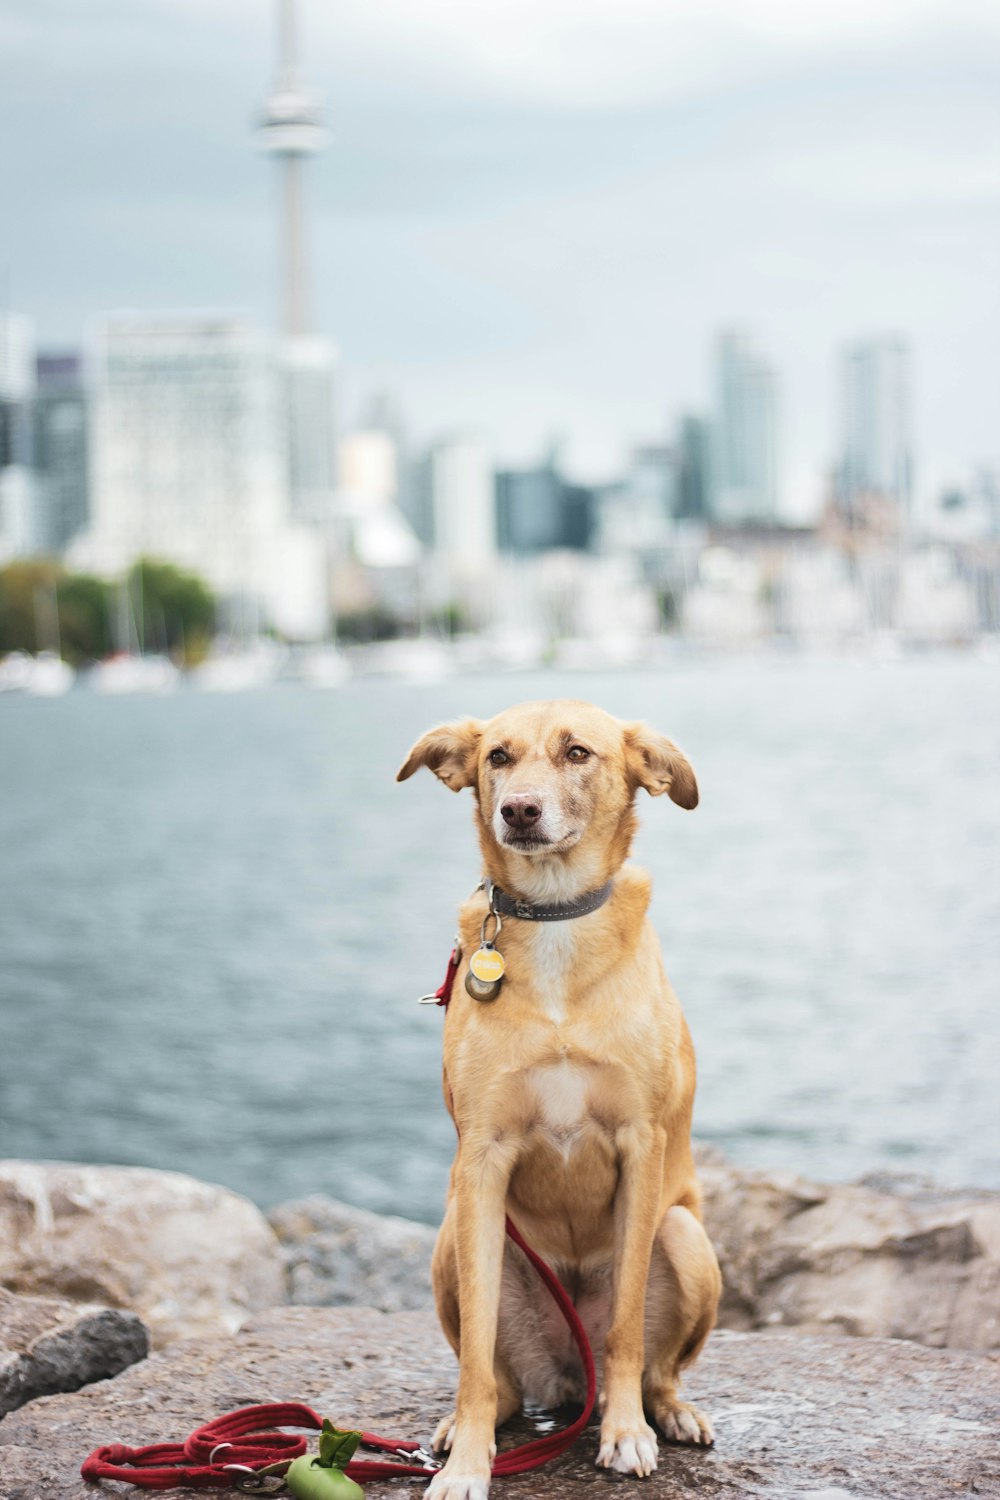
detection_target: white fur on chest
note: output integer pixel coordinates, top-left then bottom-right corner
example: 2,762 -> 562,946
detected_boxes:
529,922 -> 577,1024
525,1059 -> 591,1155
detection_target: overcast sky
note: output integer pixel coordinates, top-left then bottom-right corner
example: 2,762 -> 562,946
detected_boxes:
2,0 -> 998,514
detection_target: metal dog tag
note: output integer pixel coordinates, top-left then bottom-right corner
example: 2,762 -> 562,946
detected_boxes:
465,943 -> 505,1002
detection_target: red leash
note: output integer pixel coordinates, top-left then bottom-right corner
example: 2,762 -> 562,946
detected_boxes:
81,946 -> 596,1490
81,1404 -> 438,1488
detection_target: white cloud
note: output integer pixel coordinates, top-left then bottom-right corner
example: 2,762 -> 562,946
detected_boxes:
151,0 -> 1000,108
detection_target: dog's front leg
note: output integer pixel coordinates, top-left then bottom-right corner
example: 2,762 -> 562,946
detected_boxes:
598,1122 -> 665,1477
428,1138 -> 514,1500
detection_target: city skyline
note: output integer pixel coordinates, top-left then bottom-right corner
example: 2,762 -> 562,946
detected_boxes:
1,0 -> 997,515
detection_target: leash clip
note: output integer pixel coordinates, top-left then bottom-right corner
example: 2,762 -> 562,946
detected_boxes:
419,939 -> 462,1004
398,1445 -> 443,1470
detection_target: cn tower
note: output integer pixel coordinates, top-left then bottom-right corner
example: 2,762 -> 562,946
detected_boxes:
256,0 -> 336,529
257,0 -> 328,338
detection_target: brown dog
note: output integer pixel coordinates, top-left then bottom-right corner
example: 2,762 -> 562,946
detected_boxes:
398,699 -> 721,1500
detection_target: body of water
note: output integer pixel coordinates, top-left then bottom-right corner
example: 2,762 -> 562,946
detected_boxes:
1,655 -> 998,1219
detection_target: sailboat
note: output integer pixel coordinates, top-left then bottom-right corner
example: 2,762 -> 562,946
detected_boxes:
190,593 -> 287,692
24,580 -> 75,695
90,576 -> 179,695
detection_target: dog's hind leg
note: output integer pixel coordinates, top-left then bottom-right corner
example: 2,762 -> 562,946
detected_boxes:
642,1204 -> 721,1447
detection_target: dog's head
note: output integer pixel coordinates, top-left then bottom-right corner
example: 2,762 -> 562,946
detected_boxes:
397,699 -> 697,894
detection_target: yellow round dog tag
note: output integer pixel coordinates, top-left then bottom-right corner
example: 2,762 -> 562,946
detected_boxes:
469,947 -> 505,983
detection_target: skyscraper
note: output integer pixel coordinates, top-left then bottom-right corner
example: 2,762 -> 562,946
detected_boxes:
496,457 -> 563,554
0,313 -> 39,558
75,315 -> 287,596
838,336 -> 912,522
416,435 -> 496,574
34,353 -> 89,553
712,331 -> 779,524
257,0 -> 337,525
675,416 -> 712,521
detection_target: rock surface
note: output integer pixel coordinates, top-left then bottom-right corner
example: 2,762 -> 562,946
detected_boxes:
696,1147 -> 1000,1351
0,1289 -> 148,1419
0,1162 -> 285,1348
268,1156 -> 1000,1354
269,1195 -> 436,1311
1,1305 -> 997,1499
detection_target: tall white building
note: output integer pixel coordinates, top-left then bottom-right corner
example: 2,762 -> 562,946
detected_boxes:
338,429 -> 398,507
838,336 -> 912,519
419,435 -> 496,577
72,315 -> 315,616
0,313 -> 40,558
712,331 -> 779,523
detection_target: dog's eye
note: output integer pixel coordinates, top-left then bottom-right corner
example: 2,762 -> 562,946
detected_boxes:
567,745 -> 590,763
488,748 -> 510,767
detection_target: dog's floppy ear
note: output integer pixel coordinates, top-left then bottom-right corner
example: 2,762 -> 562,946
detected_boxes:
623,722 -> 699,809
396,718 -> 485,792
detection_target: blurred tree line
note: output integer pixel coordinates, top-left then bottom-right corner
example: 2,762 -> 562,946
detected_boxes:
0,558 -> 216,666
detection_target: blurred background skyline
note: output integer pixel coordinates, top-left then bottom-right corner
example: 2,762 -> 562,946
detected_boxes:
2,0 -> 998,511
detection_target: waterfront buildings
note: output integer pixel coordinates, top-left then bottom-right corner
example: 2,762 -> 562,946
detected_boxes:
69,314 -> 327,635
712,331 -> 779,523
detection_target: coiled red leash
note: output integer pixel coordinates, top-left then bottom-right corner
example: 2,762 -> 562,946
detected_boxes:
82,946 -> 596,1491
81,1403 -> 442,1488
81,1221 -> 595,1489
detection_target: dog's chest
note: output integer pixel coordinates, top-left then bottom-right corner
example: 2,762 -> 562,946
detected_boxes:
528,923 -> 577,1024
525,1059 -> 593,1154
521,926 -> 602,1151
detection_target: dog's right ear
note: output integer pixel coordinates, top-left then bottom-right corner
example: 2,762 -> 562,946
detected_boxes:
396,719 -> 485,792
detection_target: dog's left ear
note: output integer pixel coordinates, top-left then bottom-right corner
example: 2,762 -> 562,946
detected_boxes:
396,718 -> 485,792
623,723 -> 699,809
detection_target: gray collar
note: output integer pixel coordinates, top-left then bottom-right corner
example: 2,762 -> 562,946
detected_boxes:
485,877 -> 614,922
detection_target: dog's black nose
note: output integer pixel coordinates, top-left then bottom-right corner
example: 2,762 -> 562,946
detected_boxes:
501,795 -> 542,830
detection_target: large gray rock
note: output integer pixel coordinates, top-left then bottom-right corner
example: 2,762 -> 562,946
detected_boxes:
269,1194 -> 436,1310
0,1163 -> 285,1348
1,1305 -> 997,1498
0,1289 -> 148,1418
696,1147 -> 1000,1351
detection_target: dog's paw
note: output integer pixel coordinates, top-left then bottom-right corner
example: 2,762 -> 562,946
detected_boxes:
596,1423 -> 659,1477
431,1411 -> 456,1453
653,1398 -> 714,1447
425,1466 -> 491,1500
